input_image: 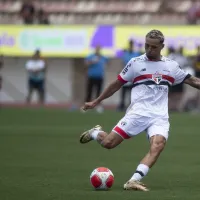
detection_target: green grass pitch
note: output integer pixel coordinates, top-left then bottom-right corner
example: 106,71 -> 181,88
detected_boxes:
0,108 -> 200,200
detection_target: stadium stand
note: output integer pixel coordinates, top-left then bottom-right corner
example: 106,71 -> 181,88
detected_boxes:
0,0 -> 199,24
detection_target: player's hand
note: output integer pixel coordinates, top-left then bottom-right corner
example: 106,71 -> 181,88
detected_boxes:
81,101 -> 98,112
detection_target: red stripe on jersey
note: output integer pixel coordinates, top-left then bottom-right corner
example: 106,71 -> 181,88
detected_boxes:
162,75 -> 175,83
117,75 -> 128,83
114,126 -> 130,139
133,74 -> 152,83
133,74 -> 175,84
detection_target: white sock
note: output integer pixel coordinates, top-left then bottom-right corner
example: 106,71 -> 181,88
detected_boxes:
130,164 -> 149,181
91,129 -> 101,140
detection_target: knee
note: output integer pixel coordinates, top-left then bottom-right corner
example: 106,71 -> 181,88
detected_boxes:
150,140 -> 165,155
101,139 -> 115,149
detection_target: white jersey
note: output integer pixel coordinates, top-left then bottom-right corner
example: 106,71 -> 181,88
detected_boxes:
118,54 -> 190,118
26,60 -> 45,71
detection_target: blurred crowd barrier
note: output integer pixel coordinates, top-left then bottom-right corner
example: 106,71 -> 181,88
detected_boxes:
0,57 -> 122,106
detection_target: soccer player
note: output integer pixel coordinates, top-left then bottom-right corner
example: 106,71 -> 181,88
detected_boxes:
79,30 -> 200,191
0,55 -> 4,91
25,50 -> 46,104
118,39 -> 141,111
84,45 -> 109,113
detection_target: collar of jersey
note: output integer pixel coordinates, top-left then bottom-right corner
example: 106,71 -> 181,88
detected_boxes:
144,54 -> 165,62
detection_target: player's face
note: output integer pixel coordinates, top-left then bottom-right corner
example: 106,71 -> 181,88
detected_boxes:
145,37 -> 164,60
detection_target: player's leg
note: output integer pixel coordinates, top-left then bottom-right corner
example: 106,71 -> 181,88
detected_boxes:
80,114 -> 150,191
37,81 -> 45,104
26,79 -> 34,103
140,134 -> 166,167
80,125 -> 124,149
80,114 -> 142,148
124,118 -> 169,191
100,131 -> 124,149
80,112 -> 143,147
85,78 -> 94,102
80,114 -> 150,147
124,135 -> 166,191
0,75 -> 2,90
95,78 -> 103,98
95,78 -> 104,113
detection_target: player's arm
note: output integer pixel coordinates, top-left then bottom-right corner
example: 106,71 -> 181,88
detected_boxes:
184,76 -> 200,89
82,59 -> 134,111
81,79 -> 124,111
95,79 -> 124,104
95,60 -> 134,104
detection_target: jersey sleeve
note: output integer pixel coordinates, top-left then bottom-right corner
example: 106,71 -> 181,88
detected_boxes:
173,64 -> 191,85
118,59 -> 134,83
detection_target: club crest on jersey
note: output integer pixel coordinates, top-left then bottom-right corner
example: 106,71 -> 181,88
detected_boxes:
152,72 -> 162,84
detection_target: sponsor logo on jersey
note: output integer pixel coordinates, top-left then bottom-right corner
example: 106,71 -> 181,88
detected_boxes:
140,68 -> 146,72
121,121 -> 127,126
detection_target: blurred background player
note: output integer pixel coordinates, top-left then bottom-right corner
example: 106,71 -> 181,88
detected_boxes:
37,9 -> 50,24
0,54 -> 3,107
20,0 -> 35,24
84,45 -> 108,113
25,50 -> 47,104
168,46 -> 189,111
20,0 -> 49,25
118,40 -> 141,111
0,54 -> 4,91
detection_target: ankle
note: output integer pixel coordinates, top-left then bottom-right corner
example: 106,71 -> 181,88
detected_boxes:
130,164 -> 149,181
91,130 -> 101,140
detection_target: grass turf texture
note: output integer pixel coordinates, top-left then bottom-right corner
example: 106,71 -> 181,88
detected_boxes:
0,108 -> 199,200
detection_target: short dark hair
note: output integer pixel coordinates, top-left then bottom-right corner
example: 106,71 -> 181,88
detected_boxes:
146,30 -> 165,44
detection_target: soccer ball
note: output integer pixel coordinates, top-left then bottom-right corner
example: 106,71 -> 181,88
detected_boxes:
90,167 -> 114,190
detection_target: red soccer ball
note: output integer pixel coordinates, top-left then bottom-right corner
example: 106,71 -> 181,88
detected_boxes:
90,167 -> 114,190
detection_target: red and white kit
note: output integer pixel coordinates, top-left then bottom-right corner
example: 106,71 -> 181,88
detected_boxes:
113,54 -> 190,140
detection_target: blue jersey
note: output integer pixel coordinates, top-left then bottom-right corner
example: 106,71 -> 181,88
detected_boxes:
85,54 -> 108,78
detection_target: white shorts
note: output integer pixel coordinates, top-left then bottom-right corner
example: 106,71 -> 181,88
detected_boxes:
112,114 -> 170,140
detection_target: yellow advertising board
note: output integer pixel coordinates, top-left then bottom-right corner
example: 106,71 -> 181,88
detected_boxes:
0,25 -> 114,57
0,25 -> 199,57
115,26 -> 200,56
